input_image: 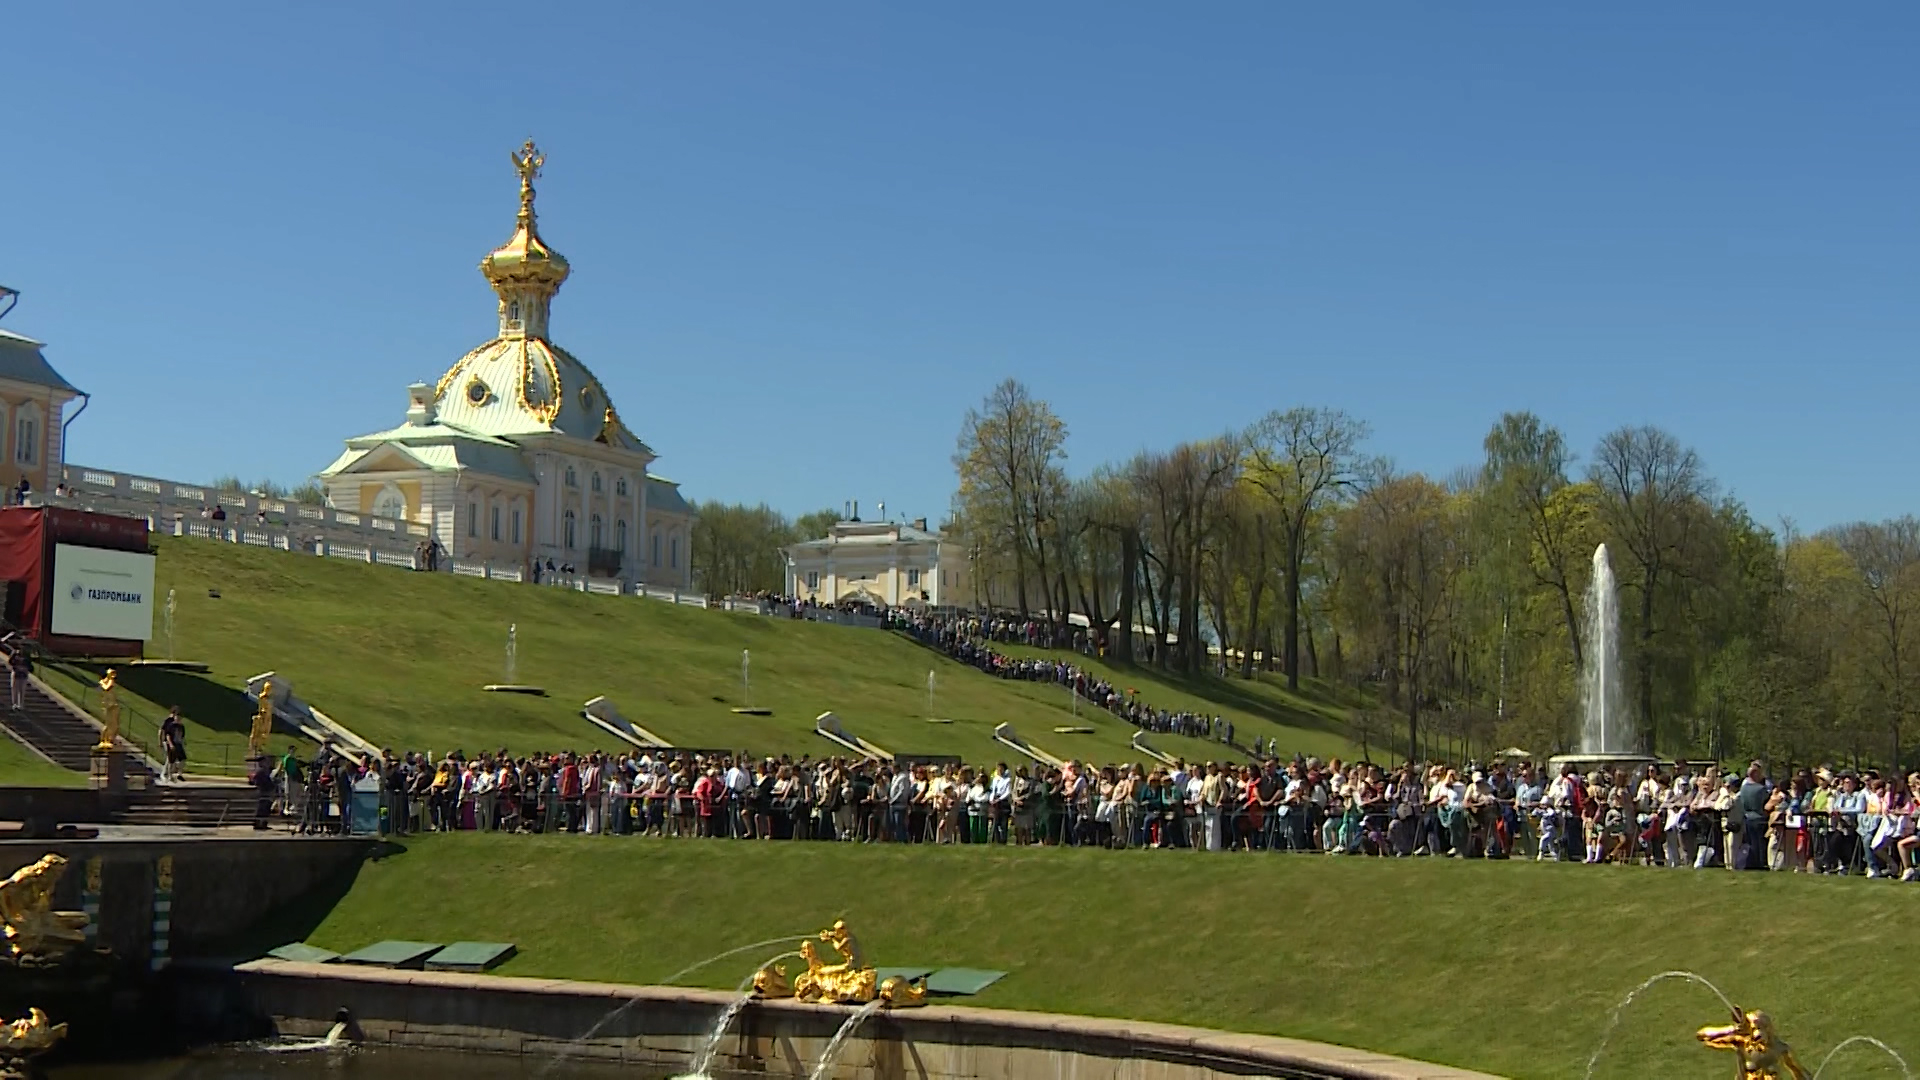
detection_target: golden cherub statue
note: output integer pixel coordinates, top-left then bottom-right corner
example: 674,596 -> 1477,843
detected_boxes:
248,681 -> 275,755
94,669 -> 120,751
0,855 -> 90,961
0,1008 -> 67,1057
1697,1006 -> 1809,1080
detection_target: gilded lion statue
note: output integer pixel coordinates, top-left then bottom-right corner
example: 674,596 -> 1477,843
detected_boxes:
0,855 -> 90,961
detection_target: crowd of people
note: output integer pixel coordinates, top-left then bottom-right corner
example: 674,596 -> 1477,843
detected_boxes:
891,612 -> 1250,747
264,742 -> 1920,879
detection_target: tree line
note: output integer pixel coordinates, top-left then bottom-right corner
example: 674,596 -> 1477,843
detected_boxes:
689,503 -> 837,599
950,377 -> 1918,771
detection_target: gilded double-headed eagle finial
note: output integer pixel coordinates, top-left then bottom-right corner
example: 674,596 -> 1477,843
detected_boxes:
512,139 -> 544,220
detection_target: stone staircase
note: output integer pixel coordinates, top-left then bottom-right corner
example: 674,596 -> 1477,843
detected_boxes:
0,676 -> 259,828
0,677 -> 159,783
116,784 -> 259,827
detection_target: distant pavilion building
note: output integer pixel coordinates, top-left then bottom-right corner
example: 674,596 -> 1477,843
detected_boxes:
0,289 -> 86,498
783,517 -> 973,608
319,142 -> 693,586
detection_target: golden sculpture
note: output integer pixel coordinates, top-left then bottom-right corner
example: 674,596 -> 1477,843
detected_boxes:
1697,1006 -> 1810,1080
0,1008 -> 67,1057
249,681 -> 275,755
758,921 -> 924,1008
94,669 -> 120,751
751,961 -> 794,999
0,856 -> 90,961
878,975 -> 928,1007
156,855 -> 173,893
512,138 -> 545,216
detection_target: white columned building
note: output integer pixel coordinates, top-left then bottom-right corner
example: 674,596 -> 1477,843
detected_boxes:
319,142 -> 694,588
783,518 -> 970,609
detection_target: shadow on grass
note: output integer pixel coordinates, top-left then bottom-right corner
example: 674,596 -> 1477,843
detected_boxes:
202,842 -> 406,961
93,665 -> 258,737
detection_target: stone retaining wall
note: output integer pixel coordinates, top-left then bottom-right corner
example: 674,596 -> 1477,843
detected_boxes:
230,959 -> 1501,1080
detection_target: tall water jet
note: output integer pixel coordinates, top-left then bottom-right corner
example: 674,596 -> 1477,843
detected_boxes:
1551,544 -> 1655,784
1581,543 -> 1626,755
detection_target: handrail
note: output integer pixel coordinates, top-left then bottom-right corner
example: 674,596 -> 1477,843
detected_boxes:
37,660 -> 250,777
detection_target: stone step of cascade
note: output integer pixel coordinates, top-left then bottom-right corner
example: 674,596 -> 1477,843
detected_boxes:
116,785 -> 260,827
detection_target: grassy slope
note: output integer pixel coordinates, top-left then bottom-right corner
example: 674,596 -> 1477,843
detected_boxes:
66,537 -> 1356,768
0,735 -> 88,787
300,834 -> 1917,1080
989,640 -> 1362,763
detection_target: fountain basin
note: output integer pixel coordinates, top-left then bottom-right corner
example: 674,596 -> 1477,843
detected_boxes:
1547,752 -> 1660,780
205,959 -> 1502,1080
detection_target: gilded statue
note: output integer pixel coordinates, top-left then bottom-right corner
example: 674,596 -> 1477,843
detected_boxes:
0,856 -> 89,961
94,669 -> 120,751
249,681 -> 275,755
0,1008 -> 67,1057
751,961 -> 794,999
512,139 -> 544,217
1697,1007 -> 1809,1080
767,921 -> 924,1008
878,975 -> 927,1007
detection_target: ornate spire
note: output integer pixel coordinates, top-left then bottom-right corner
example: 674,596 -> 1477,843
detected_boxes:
511,139 -> 544,230
481,138 -> 569,341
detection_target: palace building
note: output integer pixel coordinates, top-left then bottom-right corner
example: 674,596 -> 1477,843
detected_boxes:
320,142 -> 693,586
783,516 -> 973,609
0,289 -> 85,499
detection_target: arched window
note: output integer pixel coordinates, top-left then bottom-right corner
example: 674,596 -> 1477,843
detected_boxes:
371,484 -> 405,520
615,519 -> 627,552
590,514 -> 604,549
564,465 -> 577,488
511,506 -> 523,544
564,510 -> 577,550
508,299 -> 521,324
467,502 -> 478,537
591,472 -> 603,493
670,534 -> 680,569
13,403 -> 40,467
615,477 -> 628,497
491,505 -> 502,541
651,531 -> 661,567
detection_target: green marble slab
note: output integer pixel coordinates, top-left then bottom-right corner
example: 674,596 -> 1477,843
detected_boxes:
338,940 -> 443,969
266,943 -> 339,964
925,968 -> 1007,995
426,942 -> 518,972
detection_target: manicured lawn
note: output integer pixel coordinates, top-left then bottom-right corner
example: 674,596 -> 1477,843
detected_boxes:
0,735 -> 88,787
294,833 -> 1917,1080
55,536 -> 1357,769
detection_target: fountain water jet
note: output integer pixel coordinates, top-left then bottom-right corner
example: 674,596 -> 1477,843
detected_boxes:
1584,970 -> 1735,1080
539,936 -> 811,1077
808,999 -> 886,1080
1553,544 -> 1656,780
1812,1036 -> 1914,1080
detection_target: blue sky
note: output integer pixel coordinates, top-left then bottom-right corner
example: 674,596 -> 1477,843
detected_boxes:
7,4 -> 1917,531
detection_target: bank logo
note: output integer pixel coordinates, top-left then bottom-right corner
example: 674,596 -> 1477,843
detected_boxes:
69,582 -> 142,605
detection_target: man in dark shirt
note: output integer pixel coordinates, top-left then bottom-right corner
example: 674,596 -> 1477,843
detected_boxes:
1736,762 -> 1773,871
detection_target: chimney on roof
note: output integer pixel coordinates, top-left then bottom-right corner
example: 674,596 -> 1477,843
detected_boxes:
913,517 -> 927,531
406,383 -> 436,426
852,500 -> 860,521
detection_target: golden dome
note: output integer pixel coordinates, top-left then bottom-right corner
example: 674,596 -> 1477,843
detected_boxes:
480,140 -> 570,292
